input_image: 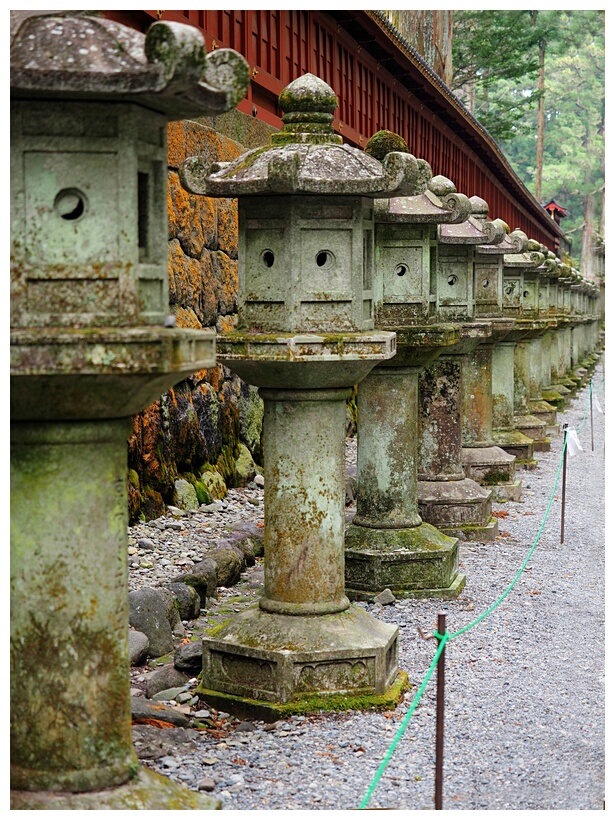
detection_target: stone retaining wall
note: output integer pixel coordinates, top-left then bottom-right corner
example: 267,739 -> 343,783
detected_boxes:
128,113 -> 276,522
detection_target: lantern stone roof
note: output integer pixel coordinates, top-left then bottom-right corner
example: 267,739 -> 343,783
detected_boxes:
477,221 -> 528,255
10,10 -> 249,119
438,196 -> 506,245
374,174 -> 472,224
503,249 -> 545,269
180,74 -> 427,198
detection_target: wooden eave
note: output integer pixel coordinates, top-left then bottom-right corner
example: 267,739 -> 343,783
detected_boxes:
337,10 -> 565,244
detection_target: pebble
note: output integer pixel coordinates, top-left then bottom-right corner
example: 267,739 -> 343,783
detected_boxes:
128,369 -> 604,811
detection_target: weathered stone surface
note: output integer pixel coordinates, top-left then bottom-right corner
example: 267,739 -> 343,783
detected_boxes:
129,630 -> 150,667
345,522 -> 465,599
144,665 -> 190,700
200,469 -> 228,501
200,604 -> 398,706
208,543 -> 245,587
174,639 -> 204,674
10,767 -> 220,810
129,116 -> 268,524
373,588 -> 396,605
128,589 -> 174,659
130,696 -> 190,728
174,478 -> 199,511
171,558 -> 218,607
235,442 -> 258,483
164,583 -> 201,621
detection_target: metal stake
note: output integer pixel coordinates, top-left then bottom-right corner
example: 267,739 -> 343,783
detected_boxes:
435,612 -> 446,810
590,380 -> 595,452
560,424 -> 568,544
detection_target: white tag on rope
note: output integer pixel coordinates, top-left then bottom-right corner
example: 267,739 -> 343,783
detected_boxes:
566,428 -> 584,457
594,394 -> 603,414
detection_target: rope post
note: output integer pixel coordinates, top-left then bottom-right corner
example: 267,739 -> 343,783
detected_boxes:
560,425 -> 568,544
435,612 -> 446,811
590,380 -> 594,452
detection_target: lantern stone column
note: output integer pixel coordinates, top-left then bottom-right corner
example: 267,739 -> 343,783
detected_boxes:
460,222 -> 528,501
10,11 -> 249,810
345,166 -> 469,599
415,197 -> 506,542
180,76 -> 425,715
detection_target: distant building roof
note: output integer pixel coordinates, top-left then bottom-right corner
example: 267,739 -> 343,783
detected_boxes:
543,198 -> 570,224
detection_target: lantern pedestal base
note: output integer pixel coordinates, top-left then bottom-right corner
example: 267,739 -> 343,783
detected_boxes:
344,521 -> 465,599
529,399 -> 558,427
461,445 -> 522,502
514,414 -> 550,451
10,768 -> 220,810
492,429 -> 537,469
199,603 -> 399,716
418,478 -> 498,542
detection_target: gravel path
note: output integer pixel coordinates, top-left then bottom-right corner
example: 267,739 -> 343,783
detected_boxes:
128,361 -> 605,811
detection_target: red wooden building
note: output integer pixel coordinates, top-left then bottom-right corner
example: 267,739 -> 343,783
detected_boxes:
105,9 -> 567,254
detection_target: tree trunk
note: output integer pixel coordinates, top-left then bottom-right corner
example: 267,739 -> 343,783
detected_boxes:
535,43 -> 545,201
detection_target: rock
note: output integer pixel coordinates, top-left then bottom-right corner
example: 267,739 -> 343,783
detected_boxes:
167,505 -> 187,517
130,696 -> 190,728
164,583 -> 201,621
175,479 -> 199,511
198,777 -> 216,792
145,664 -> 190,699
234,442 -> 258,484
137,538 -> 156,552
128,588 -> 174,658
345,463 -> 357,506
254,474 -> 265,488
373,588 -> 396,606
208,543 -> 245,587
158,587 -> 182,632
171,558 -> 218,607
236,721 -> 256,733
174,639 -> 204,674
152,687 -> 187,702
217,532 -> 256,567
226,521 -> 264,557
200,470 -> 227,501
128,629 -> 150,666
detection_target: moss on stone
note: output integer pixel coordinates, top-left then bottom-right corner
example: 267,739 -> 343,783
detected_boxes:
364,130 -> 409,160
196,670 -> 410,722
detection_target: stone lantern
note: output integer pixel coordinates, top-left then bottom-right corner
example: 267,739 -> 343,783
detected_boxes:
538,253 -> 573,409
10,11 -> 249,809
179,76 -> 423,714
416,197 -> 505,541
345,166 -> 471,600
459,221 -> 527,501
494,243 -> 546,467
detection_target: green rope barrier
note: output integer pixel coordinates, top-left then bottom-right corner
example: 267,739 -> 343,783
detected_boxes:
358,635 -> 448,809
357,371 -> 602,808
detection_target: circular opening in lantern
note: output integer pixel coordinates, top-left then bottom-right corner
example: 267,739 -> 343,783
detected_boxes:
316,250 -> 334,268
54,189 -> 87,221
395,264 -> 408,277
261,250 -> 275,268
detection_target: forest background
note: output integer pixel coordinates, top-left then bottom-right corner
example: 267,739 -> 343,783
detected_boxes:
385,9 -> 605,270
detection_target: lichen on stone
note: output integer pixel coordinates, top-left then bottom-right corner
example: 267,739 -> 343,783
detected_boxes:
364,129 -> 410,160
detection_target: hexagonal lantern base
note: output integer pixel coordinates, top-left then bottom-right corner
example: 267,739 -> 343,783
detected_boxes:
418,478 -> 498,542
461,445 -> 522,502
344,522 -> 465,599
10,768 -> 220,810
198,604 -> 399,719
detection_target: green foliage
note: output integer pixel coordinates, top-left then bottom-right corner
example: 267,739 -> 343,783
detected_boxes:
451,10 -> 604,259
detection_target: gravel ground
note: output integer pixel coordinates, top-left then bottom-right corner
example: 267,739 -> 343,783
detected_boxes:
128,361 -> 605,811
